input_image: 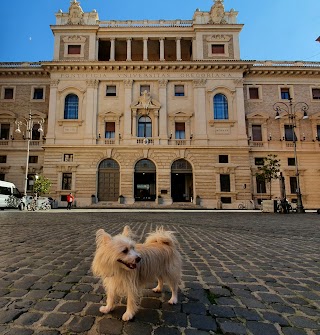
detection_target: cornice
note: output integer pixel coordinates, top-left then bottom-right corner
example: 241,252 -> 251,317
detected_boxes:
41,60 -> 253,72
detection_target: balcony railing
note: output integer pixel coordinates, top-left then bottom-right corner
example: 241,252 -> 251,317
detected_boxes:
0,139 -> 45,148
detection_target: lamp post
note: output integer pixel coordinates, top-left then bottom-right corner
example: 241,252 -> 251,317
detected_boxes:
273,98 -> 309,213
15,111 -> 44,197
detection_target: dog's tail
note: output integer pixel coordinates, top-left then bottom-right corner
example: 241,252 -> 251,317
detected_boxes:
145,226 -> 178,247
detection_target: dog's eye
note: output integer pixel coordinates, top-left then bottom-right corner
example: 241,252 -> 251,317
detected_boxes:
122,248 -> 129,254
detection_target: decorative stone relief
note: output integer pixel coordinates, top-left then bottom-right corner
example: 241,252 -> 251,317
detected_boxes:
193,79 -> 207,88
62,35 -> 86,43
209,0 -> 227,24
67,0 -> 84,25
159,79 -> 168,88
124,80 -> 133,89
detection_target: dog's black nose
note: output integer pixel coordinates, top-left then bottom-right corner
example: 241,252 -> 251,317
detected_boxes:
136,256 -> 141,263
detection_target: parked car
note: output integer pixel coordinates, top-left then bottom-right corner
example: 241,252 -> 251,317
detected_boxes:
0,181 -> 23,210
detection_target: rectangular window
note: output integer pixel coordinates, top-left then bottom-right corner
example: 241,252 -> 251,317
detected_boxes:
219,155 -> 229,163
255,157 -> 264,166
140,85 -> 150,95
281,88 -> 291,100
285,125 -> 297,141
290,176 -> 297,194
175,122 -> 185,139
312,88 -> 320,100
249,87 -> 259,99
105,122 -> 115,139
33,88 -> 44,100
64,154 -> 73,162
256,176 -> 266,194
288,158 -> 296,166
317,125 -> 320,141
27,174 -> 36,191
211,44 -> 225,54
221,197 -> 231,204
0,124 -> 10,140
252,125 -> 262,141
62,173 -> 72,190
29,156 -> 38,164
4,88 -> 14,100
174,85 -> 185,97
0,155 -> 7,163
68,45 -> 81,55
220,174 -> 230,192
106,85 -> 117,96
0,173 -> 5,181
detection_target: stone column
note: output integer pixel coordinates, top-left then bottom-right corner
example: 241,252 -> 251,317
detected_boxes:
85,80 -> 99,144
158,79 -> 168,143
110,38 -> 115,61
126,38 -> 132,61
176,38 -> 182,61
193,79 -> 207,143
160,38 -> 165,61
132,110 -> 137,137
123,80 -> 133,141
143,37 -> 148,61
46,80 -> 59,144
154,110 -> 159,139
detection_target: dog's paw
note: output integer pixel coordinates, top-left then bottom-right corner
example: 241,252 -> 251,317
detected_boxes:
152,287 -> 162,293
122,311 -> 134,321
99,305 -> 113,314
168,297 -> 178,305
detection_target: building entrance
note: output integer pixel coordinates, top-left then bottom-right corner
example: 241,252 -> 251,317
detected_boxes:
171,159 -> 193,202
134,159 -> 156,201
98,159 -> 120,201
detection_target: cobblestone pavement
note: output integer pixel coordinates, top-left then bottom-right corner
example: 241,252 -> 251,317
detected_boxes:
0,210 -> 319,335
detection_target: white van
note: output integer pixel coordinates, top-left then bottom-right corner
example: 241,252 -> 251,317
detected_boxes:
0,181 -> 23,210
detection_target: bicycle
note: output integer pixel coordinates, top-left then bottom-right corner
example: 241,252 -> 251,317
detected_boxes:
238,200 -> 254,210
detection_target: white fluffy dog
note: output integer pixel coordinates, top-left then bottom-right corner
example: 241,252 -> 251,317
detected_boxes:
92,225 -> 182,321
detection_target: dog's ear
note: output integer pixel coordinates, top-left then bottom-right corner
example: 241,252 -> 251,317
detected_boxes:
122,225 -> 132,237
96,229 -> 111,247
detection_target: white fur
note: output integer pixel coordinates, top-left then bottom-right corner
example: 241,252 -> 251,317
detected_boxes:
92,225 -> 182,321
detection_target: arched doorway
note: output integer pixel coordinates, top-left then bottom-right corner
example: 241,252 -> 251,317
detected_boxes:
134,159 -> 156,201
171,159 -> 193,202
98,159 -> 120,201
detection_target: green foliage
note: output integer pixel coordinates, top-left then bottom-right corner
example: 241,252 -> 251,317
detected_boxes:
256,154 -> 281,199
33,175 -> 52,196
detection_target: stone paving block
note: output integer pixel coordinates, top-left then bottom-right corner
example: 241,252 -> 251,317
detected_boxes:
154,327 -> 180,335
185,330 -> 213,335
58,301 -> 86,313
189,314 -> 217,332
217,319 -> 247,335
162,311 -> 188,327
6,289 -> 29,297
209,305 -> 235,318
40,312 -> 70,328
5,328 -> 34,335
25,290 -> 48,300
84,303 -> 101,316
33,300 -> 59,312
46,291 -> 67,299
182,302 -> 207,315
14,312 -> 42,326
0,309 -> 23,323
67,315 -> 95,333
98,317 -> 123,335
271,303 -> 295,314
282,328 -> 309,335
35,331 -> 61,335
261,311 -> 290,326
140,297 -> 162,309
134,308 -> 160,323
31,282 -> 52,290
64,291 -> 83,300
246,321 -> 281,335
288,316 -> 320,329
233,307 -> 261,321
239,297 -> 266,309
123,321 -> 153,335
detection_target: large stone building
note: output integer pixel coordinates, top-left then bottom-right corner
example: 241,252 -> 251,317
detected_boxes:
0,0 -> 319,209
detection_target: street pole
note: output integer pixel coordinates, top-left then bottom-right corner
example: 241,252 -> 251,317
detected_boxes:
274,98 -> 308,213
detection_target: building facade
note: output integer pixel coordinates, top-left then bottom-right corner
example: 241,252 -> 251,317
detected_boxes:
0,0 -> 319,209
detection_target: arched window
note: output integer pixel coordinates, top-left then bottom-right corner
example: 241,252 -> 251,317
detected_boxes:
214,94 -> 228,120
138,116 -> 152,137
64,94 -> 79,119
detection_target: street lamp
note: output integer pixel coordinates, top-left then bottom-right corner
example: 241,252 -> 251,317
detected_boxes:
15,111 -> 44,197
273,98 -> 309,213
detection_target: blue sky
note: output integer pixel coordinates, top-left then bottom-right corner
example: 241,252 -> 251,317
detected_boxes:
0,0 -> 319,62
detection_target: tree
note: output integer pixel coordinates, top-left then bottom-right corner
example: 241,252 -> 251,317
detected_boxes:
33,175 -> 52,197
256,154 -> 281,200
